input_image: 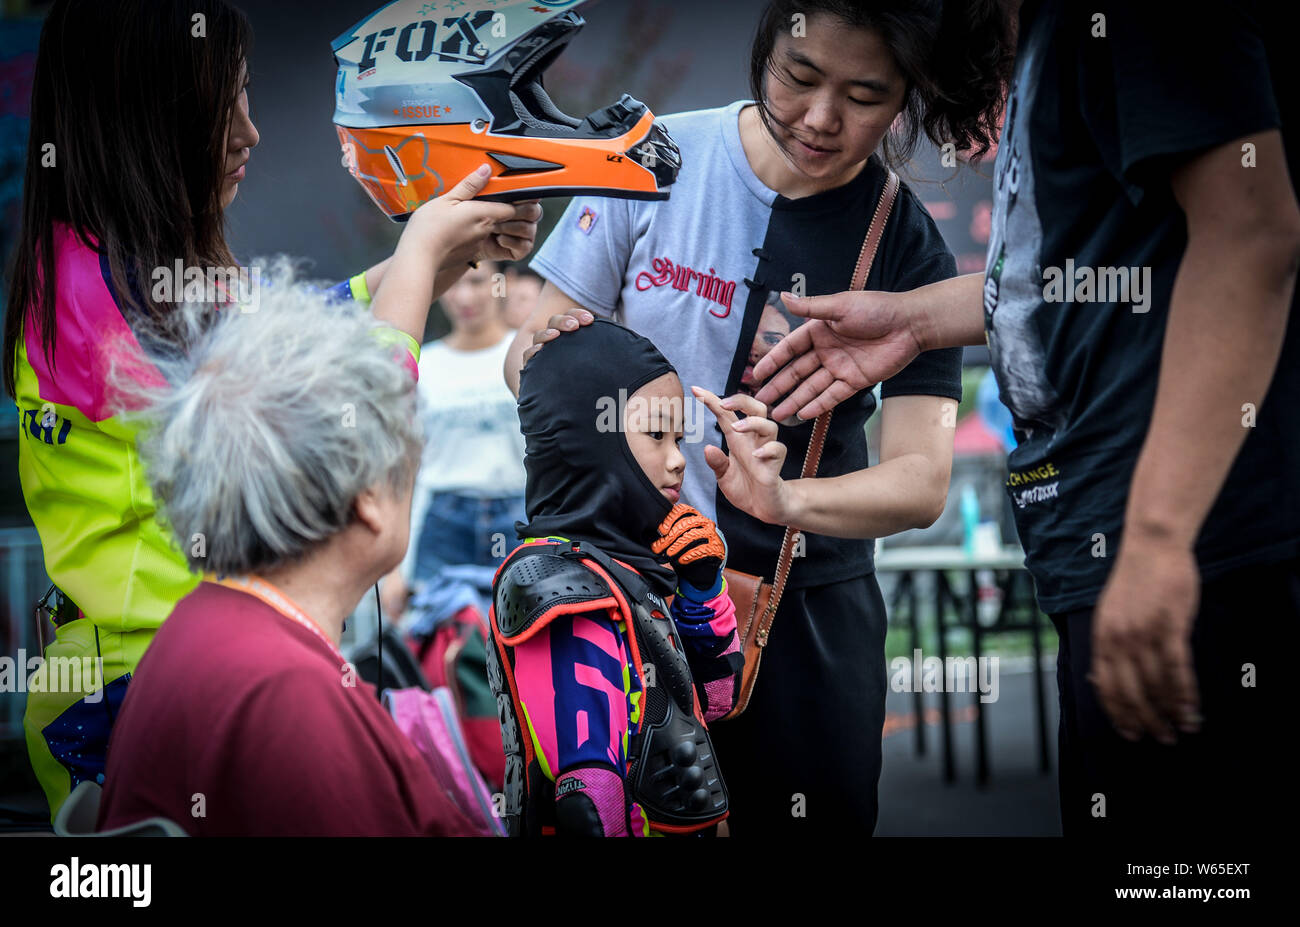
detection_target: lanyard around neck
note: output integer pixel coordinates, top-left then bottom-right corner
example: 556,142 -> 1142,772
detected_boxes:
207,573 -> 347,667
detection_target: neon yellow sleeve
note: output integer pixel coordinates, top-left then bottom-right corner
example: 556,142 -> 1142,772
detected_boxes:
348,271 -> 371,304
372,326 -> 421,374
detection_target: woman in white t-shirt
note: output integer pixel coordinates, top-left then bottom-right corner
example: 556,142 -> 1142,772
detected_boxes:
502,0 -> 1014,835
381,261 -> 526,616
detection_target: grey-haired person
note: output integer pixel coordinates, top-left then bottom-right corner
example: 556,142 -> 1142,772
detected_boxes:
96,171 -> 524,836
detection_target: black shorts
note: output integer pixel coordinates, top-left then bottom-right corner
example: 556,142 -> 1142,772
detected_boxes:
709,573 -> 887,835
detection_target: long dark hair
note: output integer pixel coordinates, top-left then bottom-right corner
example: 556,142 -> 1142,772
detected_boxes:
749,0 -> 1015,169
3,0 -> 253,399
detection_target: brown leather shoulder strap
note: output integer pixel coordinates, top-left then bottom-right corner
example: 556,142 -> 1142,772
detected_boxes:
851,169 -> 900,292
759,168 -> 900,626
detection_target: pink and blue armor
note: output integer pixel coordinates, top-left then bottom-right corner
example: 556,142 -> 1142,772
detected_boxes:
486,538 -> 741,836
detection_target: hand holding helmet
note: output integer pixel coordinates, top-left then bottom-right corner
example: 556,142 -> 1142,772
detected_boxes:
406,165 -> 539,261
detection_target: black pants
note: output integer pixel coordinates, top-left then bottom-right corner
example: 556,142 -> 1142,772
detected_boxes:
709,573 -> 887,835
1050,556 -> 1296,838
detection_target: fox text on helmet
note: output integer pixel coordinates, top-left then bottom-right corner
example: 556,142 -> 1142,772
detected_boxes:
332,0 -> 683,220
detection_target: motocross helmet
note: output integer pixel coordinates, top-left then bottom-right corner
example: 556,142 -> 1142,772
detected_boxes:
331,0 -> 682,220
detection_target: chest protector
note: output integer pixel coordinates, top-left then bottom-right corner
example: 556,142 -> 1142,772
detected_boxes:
486,539 -> 729,835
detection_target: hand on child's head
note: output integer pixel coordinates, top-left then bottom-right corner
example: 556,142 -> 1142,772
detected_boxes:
522,308 -> 595,367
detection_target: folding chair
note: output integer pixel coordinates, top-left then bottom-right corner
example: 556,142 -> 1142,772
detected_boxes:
53,781 -> 188,837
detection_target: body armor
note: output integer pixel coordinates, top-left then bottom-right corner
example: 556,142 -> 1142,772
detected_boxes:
486,539 -> 728,835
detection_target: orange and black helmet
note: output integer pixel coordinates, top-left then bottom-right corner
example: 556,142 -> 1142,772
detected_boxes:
331,0 -> 682,220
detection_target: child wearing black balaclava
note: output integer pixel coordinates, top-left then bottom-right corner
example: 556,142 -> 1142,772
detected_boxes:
496,320 -> 742,836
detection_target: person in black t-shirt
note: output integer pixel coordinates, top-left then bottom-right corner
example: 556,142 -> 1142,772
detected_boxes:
757,1 -> 1299,836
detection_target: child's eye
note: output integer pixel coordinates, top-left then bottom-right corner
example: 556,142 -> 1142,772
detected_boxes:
675,436 -> 684,446
649,431 -> 665,441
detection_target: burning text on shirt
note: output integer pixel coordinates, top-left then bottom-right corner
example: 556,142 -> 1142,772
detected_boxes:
635,257 -> 737,318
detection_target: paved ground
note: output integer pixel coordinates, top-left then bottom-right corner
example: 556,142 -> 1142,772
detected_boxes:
877,665 -> 1062,836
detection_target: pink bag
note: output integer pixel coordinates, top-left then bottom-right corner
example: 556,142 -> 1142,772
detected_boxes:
385,686 -> 505,837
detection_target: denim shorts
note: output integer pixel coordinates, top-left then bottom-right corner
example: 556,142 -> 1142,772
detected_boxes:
414,491 -> 527,581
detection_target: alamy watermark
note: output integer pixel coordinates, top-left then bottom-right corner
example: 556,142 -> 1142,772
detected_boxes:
150,261 -> 262,312
890,649 -> 1000,703
1042,259 -> 1151,313
50,857 -> 151,907
0,652 -> 105,700
595,389 -> 709,444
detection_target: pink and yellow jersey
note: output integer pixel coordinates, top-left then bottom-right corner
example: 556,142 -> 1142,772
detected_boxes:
15,224 -> 196,633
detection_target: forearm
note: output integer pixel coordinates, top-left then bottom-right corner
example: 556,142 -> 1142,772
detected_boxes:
362,257 -> 391,301
366,254 -> 459,312
784,454 -> 948,539
671,582 -> 742,721
370,234 -> 438,343
504,323 -> 533,396
1124,237 -> 1296,547
907,272 -> 988,351
431,261 -> 468,304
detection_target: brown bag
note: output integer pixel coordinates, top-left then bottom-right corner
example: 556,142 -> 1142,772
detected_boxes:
720,168 -> 901,720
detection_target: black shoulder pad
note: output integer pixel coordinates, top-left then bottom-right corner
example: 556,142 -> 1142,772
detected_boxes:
494,550 -> 615,640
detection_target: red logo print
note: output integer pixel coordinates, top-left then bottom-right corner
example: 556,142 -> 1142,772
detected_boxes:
635,257 -> 737,318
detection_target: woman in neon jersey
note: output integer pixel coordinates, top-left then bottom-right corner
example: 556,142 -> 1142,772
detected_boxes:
2,0 -> 540,820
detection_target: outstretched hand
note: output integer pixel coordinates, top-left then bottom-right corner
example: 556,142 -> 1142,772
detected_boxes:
753,289 -> 923,422
692,386 -> 790,526
409,165 -> 542,264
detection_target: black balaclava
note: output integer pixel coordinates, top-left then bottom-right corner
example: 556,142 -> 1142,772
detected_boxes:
516,319 -> 679,598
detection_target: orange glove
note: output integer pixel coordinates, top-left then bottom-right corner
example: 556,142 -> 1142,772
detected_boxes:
651,504 -> 727,592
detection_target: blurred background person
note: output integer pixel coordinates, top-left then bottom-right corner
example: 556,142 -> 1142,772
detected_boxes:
376,258 -> 530,791
737,295 -> 793,399
381,259 -> 528,624
502,264 -> 544,330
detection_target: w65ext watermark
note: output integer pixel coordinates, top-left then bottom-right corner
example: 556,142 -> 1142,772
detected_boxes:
150,261 -> 262,311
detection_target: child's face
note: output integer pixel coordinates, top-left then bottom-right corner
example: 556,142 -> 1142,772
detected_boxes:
623,371 -> 687,504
